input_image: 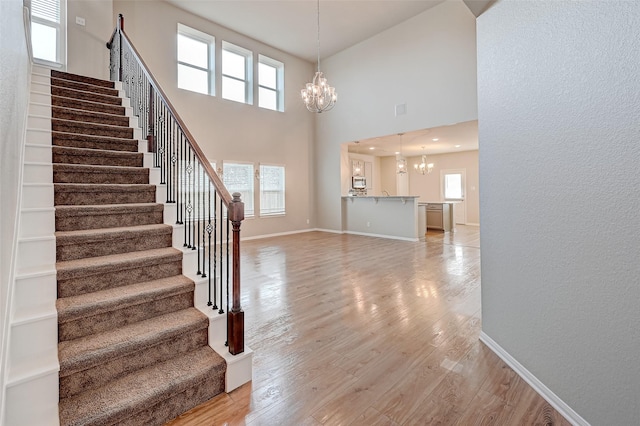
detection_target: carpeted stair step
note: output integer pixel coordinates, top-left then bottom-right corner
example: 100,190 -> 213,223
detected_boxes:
57,275 -> 195,343
51,76 -> 119,97
53,106 -> 129,127
52,146 -> 143,168
53,131 -> 138,152
58,308 -> 209,400
53,163 -> 148,184
54,183 -> 156,206
56,223 -> 173,261
56,247 -> 184,297
51,85 -> 122,106
52,69 -> 115,88
59,345 -> 225,426
52,95 -> 126,116
55,203 -> 164,231
52,118 -> 133,139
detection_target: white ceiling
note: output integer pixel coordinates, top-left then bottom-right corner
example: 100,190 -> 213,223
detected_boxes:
164,0 -> 486,156
347,120 -> 478,157
165,0 -> 446,62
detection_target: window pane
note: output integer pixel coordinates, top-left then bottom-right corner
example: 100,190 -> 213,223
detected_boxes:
178,34 -> 208,68
222,76 -> 246,103
444,173 -> 463,199
223,163 -> 254,216
258,63 -> 276,89
32,22 -> 57,62
32,0 -> 60,23
178,64 -> 208,94
259,87 -> 277,111
260,165 -> 285,215
222,50 -> 245,80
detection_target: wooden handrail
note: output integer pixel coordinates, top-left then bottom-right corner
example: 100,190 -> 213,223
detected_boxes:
114,16 -> 234,210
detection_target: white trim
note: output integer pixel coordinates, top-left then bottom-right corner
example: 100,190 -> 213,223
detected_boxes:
479,332 -> 590,426
343,230 -> 418,242
240,228 -> 314,242
314,228 -> 344,234
465,222 -> 480,227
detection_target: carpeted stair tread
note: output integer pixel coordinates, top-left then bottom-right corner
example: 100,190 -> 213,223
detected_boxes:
52,118 -> 133,139
55,223 -> 174,261
53,131 -> 138,152
58,308 -> 208,375
57,275 -> 194,327
54,183 -> 156,206
53,105 -> 129,127
53,163 -> 148,185
52,146 -> 143,167
51,76 -> 119,97
52,95 -> 125,116
55,203 -> 164,231
52,69 -> 115,88
58,346 -> 225,426
51,85 -> 122,106
56,247 -> 182,282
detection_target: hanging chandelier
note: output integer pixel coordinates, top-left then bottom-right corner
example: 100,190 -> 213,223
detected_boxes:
301,0 -> 337,113
396,133 -> 407,174
414,147 -> 434,174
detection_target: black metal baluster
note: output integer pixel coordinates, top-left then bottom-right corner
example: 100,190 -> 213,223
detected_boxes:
185,148 -> 192,248
225,213 -> 230,346
213,188 -> 218,311
219,197 -> 224,315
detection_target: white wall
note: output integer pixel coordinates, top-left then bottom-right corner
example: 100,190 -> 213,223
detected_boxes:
67,0 -> 113,80
0,0 -> 31,419
478,1 -> 640,424
316,0 -> 477,231
112,1 -> 316,237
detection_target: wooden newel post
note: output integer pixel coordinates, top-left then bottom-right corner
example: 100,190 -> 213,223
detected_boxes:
117,14 -> 124,82
227,192 -> 245,355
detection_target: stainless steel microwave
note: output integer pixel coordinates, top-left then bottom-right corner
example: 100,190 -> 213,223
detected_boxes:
352,176 -> 367,189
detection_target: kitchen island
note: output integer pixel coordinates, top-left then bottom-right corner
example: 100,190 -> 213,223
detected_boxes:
418,201 -> 459,233
342,196 -> 420,241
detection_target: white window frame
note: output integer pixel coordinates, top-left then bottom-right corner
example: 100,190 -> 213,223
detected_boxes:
258,163 -> 286,216
258,55 -> 284,112
31,0 -> 66,67
177,23 -> 215,95
222,41 -> 253,105
221,161 -> 255,217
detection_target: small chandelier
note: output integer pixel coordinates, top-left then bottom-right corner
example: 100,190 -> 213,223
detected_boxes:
414,147 -> 434,174
396,133 -> 407,174
301,0 -> 337,113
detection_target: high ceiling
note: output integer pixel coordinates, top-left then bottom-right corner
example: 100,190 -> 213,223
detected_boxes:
165,0 -> 446,63
164,0 -> 488,155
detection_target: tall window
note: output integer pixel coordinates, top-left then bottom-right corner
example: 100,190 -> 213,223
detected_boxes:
222,41 -> 252,104
260,164 -> 285,216
177,24 -> 215,95
31,0 -> 65,64
443,172 -> 464,200
258,55 -> 284,111
222,162 -> 254,217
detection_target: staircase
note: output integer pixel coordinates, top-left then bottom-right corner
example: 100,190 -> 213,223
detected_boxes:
51,70 -> 226,425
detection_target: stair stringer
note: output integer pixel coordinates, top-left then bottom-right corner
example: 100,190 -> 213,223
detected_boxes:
5,66 -> 60,426
119,92 -> 253,394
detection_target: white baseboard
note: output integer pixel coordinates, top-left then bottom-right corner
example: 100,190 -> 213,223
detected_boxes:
465,222 -> 480,226
314,228 -> 344,234
479,332 -> 590,426
343,230 -> 418,242
240,228 -> 316,241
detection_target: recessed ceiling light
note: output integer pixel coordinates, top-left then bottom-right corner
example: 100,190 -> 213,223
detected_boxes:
432,138 -> 439,141
455,145 -> 461,148
394,151 -> 400,155
369,147 -> 375,150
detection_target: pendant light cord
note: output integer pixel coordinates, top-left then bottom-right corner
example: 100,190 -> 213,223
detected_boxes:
316,0 -> 321,72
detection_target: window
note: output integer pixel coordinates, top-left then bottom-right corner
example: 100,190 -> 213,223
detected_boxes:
177,24 -> 215,95
443,172 -> 464,200
258,55 -> 284,111
260,165 -> 285,216
31,0 -> 65,65
222,162 -> 254,217
222,41 -> 252,104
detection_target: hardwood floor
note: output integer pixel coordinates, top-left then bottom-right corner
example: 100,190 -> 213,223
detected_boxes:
166,226 -> 569,426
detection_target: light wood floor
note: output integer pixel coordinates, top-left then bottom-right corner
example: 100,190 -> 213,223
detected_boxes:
167,226 -> 569,426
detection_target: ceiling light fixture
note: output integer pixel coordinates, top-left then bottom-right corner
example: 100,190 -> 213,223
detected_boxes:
414,146 -> 434,175
396,133 -> 407,174
301,0 -> 337,113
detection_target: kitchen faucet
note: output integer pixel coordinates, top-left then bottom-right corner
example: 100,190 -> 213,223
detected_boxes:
382,190 -> 390,196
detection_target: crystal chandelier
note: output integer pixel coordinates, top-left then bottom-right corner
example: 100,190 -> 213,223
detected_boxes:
301,0 -> 337,113
414,147 -> 434,174
396,133 -> 407,174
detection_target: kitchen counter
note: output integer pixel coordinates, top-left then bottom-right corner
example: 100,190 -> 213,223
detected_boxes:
417,201 -> 459,233
341,196 -> 420,241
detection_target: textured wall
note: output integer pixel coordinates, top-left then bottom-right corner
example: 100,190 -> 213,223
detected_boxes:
0,0 -> 30,418
316,0 -> 477,231
478,1 -> 640,424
